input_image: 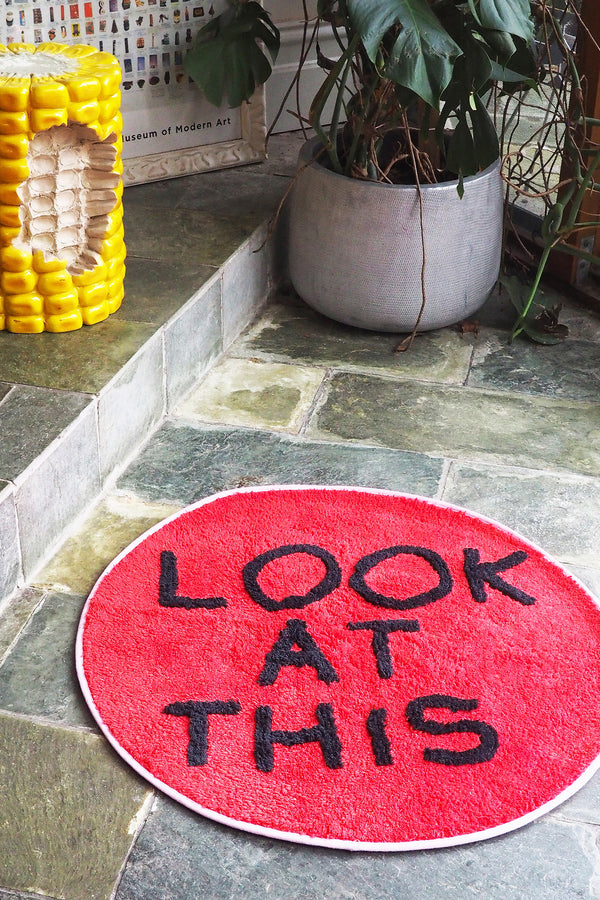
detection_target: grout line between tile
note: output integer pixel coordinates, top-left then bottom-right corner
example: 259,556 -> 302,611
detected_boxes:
110,792 -> 157,900
11,396 -> 99,489
434,458 -> 455,501
0,589 -> 47,669
0,384 -> 16,410
298,369 -> 334,437
0,706 -> 99,735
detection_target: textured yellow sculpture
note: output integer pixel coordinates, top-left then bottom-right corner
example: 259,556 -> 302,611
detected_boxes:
0,43 -> 125,333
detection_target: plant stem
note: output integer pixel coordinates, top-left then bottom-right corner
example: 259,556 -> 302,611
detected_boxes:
510,244 -> 552,341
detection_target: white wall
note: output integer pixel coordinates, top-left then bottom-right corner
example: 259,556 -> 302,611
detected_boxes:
271,0 -> 306,20
266,3 -> 337,133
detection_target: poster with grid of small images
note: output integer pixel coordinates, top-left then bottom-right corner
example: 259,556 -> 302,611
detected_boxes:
0,0 -> 266,182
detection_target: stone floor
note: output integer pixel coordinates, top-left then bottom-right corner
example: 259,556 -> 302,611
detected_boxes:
1,132 -> 600,899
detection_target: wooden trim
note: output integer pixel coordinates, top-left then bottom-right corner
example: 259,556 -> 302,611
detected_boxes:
550,0 -> 600,286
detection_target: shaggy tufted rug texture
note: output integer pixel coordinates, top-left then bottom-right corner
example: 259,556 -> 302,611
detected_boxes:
77,485 -> 600,850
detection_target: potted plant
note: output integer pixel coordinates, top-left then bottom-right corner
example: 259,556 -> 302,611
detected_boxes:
184,1 -> 599,342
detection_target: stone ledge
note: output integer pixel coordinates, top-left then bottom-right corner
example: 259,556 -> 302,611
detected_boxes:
0,220 -> 278,608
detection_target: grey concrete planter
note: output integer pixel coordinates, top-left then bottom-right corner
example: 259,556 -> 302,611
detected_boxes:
287,139 -> 504,333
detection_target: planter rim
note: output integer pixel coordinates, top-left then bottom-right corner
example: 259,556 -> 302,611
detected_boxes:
299,137 -> 502,193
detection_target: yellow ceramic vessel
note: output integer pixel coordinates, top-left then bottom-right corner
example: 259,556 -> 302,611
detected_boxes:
0,43 -> 125,333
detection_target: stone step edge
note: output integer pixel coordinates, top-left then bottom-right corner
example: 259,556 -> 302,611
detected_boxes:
0,220 -> 277,609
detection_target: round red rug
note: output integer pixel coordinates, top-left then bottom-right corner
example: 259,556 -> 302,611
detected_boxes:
76,485 -> 600,850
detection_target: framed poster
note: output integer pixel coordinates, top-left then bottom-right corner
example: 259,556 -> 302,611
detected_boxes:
0,0 -> 267,184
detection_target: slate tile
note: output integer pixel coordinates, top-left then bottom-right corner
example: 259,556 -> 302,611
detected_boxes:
259,132 -> 305,175
469,335 -> 600,401
0,322 -> 157,394
0,714 -> 151,900
237,300 -> 474,384
117,257 -> 217,326
115,797 -> 600,900
123,177 -> 180,209
0,890 -> 36,898
34,494 -> 180,597
440,463 -> 600,569
0,385 -> 92,482
568,565 -> 600,599
559,302 -> 600,343
474,283 -> 516,332
309,373 -> 600,476
476,282 -> 600,342
0,148 -> 597,900
551,767 -> 600,828
0,592 -> 94,728
177,358 -> 325,433
221,225 -> 270,348
122,133 -> 298,216
123,205 -> 255,268
117,423 -> 444,506
0,587 -> 43,665
15,402 -> 101,579
0,483 -> 21,603
148,168 -> 290,222
97,331 -> 164,481
164,276 -> 222,410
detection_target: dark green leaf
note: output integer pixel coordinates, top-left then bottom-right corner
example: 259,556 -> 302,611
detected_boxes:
466,0 -> 482,27
347,0 -> 462,107
468,94 -> 500,169
489,60 -> 536,85
184,1 -> 280,108
484,29 -> 517,63
489,35 -> 538,86
462,40 -> 493,92
185,39 -> 226,107
520,310 -> 569,344
503,277 -> 569,344
442,89 -> 499,177
479,0 -> 534,42
500,274 -> 526,314
445,115 -> 477,176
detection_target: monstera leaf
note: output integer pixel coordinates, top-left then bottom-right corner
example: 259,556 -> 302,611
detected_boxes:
184,1 -> 280,108
444,94 -> 500,179
347,0 -> 462,107
479,0 -> 535,42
